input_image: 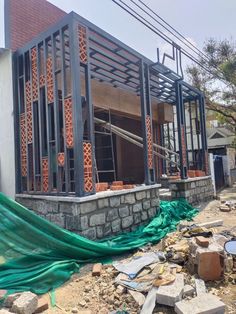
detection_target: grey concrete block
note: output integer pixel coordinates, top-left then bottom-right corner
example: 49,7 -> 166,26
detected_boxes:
78,215 -> 88,231
59,202 -> 79,215
143,200 -> 151,210
141,211 -> 148,221
97,198 -> 109,209
156,273 -> 184,307
90,213 -> 106,226
136,191 -> 146,200
107,208 -> 119,222
148,207 -> 157,219
151,198 -> 159,207
49,214 -> 65,228
111,219 -> 121,233
96,226 -> 104,239
134,213 -> 141,224
124,193 -> 136,204
183,285 -> 195,297
122,216 -> 133,228
119,206 -> 129,218
80,201 -> 97,214
175,293 -> 225,314
109,196 -> 121,207
195,279 -> 206,295
104,223 -> 112,236
81,227 -> 96,240
133,203 -> 142,212
12,292 -> 38,314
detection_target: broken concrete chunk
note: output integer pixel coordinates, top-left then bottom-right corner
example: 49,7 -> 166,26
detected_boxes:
194,279 -> 206,295
195,236 -> 209,248
175,293 -> 225,314
183,285 -> 195,297
4,293 -> 22,308
12,292 -> 38,314
156,273 -> 184,307
92,263 -> 102,276
0,309 -> 12,314
140,287 -> 158,314
198,220 -> 223,229
128,290 -> 145,306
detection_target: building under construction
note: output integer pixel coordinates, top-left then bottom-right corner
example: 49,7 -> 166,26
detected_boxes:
0,0 -> 214,238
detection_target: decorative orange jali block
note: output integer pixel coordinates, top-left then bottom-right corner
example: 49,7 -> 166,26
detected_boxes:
20,113 -> 27,177
64,97 -> 74,148
57,152 -> 65,167
146,115 -> 153,169
42,157 -> 49,192
78,25 -> 88,64
31,47 -> 38,101
46,57 -> 54,103
83,142 -> 93,193
181,125 -> 187,167
25,81 -> 33,144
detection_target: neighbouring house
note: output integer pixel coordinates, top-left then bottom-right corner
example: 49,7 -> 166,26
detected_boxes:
0,0 -> 214,239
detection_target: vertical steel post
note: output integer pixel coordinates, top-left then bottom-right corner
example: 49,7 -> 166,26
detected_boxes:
69,19 -> 84,196
175,81 -> 188,179
139,61 -> 155,185
199,94 -> 208,174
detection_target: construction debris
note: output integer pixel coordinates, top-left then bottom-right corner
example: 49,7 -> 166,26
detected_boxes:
11,292 -> 38,314
92,263 -> 102,276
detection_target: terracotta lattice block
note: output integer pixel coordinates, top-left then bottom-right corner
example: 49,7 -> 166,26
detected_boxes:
39,74 -> 45,88
78,25 -> 88,64
46,57 -> 54,103
146,115 -> 153,169
83,142 -> 93,192
57,152 -> 65,167
64,97 -> 74,148
31,47 -> 38,101
25,81 -> 33,143
20,113 -> 27,177
181,125 -> 187,167
42,157 -> 49,192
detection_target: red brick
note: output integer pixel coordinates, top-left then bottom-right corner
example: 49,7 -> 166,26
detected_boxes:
110,185 -> 123,191
112,181 -> 123,186
92,263 -> 102,276
123,184 -> 135,189
6,0 -> 66,51
198,252 -> 224,281
195,236 -> 210,248
34,296 -> 49,313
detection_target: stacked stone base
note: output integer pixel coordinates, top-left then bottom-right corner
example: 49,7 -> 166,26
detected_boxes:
169,176 -> 214,205
16,184 -> 160,240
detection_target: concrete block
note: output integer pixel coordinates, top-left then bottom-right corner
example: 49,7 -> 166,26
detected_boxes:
78,216 -> 88,231
106,208 -> 118,222
122,216 -> 133,229
134,213 -> 141,224
133,203 -> 142,212
111,219 -> 121,233
49,214 -> 65,228
12,292 -> 38,314
141,211 -> 148,221
175,293 -> 225,314
109,196 -> 121,207
80,201 -> 97,214
0,310 -> 12,314
195,279 -> 206,295
156,273 -> 184,307
81,227 -> 96,240
143,200 -> 151,210
151,198 -> 159,207
198,220 -> 223,229
183,285 -> 195,297
119,206 -> 129,218
97,198 -> 109,209
148,207 -> 157,218
135,191 -> 146,201
89,213 -> 106,226
124,193 -> 136,204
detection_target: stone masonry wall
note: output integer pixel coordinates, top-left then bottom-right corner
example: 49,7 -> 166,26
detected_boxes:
16,186 -> 160,240
169,176 -> 214,205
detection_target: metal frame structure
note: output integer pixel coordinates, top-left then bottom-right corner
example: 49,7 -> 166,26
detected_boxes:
13,11 -> 208,197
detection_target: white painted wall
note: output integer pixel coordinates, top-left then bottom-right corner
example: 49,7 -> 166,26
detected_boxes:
0,49 -> 15,198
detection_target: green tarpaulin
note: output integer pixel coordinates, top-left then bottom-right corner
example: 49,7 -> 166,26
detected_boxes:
0,193 -> 198,294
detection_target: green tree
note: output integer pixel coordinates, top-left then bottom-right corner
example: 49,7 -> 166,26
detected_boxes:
187,38 -> 236,132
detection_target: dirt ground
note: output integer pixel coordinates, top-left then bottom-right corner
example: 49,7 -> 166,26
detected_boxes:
42,184 -> 236,314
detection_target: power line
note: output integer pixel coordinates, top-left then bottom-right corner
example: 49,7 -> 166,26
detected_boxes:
111,0 -> 228,85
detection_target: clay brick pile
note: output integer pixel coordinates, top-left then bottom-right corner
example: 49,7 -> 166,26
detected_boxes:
95,181 -> 135,193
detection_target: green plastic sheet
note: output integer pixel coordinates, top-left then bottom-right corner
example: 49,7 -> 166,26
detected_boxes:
0,192 -> 198,294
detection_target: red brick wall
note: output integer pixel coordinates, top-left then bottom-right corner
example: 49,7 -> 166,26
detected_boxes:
5,0 -> 66,51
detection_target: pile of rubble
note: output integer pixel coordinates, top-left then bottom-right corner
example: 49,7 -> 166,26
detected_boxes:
1,218 -> 236,314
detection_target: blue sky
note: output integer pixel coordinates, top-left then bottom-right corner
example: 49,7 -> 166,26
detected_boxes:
0,0 -> 235,70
